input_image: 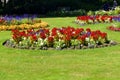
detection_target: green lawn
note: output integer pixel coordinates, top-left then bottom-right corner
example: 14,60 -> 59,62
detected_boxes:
0,17 -> 120,80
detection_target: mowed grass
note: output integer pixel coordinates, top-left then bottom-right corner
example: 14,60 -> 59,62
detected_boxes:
0,17 -> 120,80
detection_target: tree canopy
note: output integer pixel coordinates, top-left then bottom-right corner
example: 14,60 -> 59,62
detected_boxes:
0,0 -> 119,14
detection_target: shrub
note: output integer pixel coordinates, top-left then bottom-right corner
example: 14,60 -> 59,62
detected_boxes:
46,9 -> 86,17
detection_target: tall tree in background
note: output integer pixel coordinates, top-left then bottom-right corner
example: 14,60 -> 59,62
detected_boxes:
1,0 -> 120,14
1,0 -> 9,7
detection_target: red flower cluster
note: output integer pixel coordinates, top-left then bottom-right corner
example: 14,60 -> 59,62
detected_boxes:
11,27 -> 108,47
76,15 -> 112,23
12,29 -> 23,43
51,26 -> 85,41
96,15 -> 112,22
11,28 -> 50,44
107,26 -> 120,31
77,16 -> 94,22
30,34 -> 37,42
91,30 -> 107,41
50,27 -> 107,46
40,32 -> 46,39
0,18 -> 5,24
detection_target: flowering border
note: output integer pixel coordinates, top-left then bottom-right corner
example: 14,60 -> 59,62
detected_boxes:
0,21 -> 48,31
0,15 -> 48,31
3,26 -> 117,50
75,15 -> 120,26
107,26 -> 120,31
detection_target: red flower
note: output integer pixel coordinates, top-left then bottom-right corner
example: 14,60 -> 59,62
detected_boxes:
90,31 -> 95,37
86,28 -> 91,32
12,32 -> 22,43
51,27 -> 58,36
101,32 -> 107,39
44,29 -> 50,35
95,30 -> 101,36
40,32 -> 46,39
101,16 -> 106,22
77,16 -> 81,20
95,15 -> 100,22
20,31 -> 26,36
109,16 -> 112,22
0,18 -> 5,24
77,35 -> 86,42
11,29 -> 19,34
48,36 -> 54,42
108,25 -> 120,31
79,28 -> 84,33
31,35 -> 37,41
47,36 -> 54,47
27,29 -> 34,33
65,35 -> 71,41
12,34 -> 18,40
92,34 -> 99,41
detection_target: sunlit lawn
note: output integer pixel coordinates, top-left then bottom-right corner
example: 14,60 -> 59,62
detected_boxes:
0,17 -> 120,80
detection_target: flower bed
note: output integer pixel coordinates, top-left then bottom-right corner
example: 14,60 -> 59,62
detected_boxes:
75,15 -> 112,26
3,26 -> 117,50
0,21 -> 48,31
0,15 -> 38,25
107,23 -> 120,31
112,16 -> 120,22
0,15 -> 48,31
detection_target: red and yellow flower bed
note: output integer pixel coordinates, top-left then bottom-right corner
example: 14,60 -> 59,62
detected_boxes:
3,26 -> 117,50
107,23 -> 120,31
75,15 -> 112,25
107,26 -> 120,31
0,18 -> 48,31
0,21 -> 48,31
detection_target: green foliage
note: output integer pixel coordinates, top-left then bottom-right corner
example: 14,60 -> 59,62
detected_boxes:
0,9 -> 3,14
46,9 -> 86,17
2,0 -> 120,14
95,10 -> 108,15
87,11 -> 95,15
114,6 -> 120,15
93,6 -> 120,15
113,22 -> 120,28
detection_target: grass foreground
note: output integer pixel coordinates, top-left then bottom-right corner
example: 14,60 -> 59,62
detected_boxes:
0,17 -> 120,80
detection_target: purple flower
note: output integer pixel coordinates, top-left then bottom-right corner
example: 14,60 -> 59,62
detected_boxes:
15,16 -> 21,20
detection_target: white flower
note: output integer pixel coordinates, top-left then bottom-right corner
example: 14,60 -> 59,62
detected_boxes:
19,41 -> 22,45
72,31 -> 75,34
23,37 -> 27,40
85,37 -> 89,42
10,38 -> 14,41
40,42 -> 44,46
38,38 -> 42,41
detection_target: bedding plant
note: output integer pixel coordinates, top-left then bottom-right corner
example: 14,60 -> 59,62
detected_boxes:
3,26 -> 117,50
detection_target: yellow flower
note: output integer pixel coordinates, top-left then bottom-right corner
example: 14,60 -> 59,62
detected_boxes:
0,20 -> 48,30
